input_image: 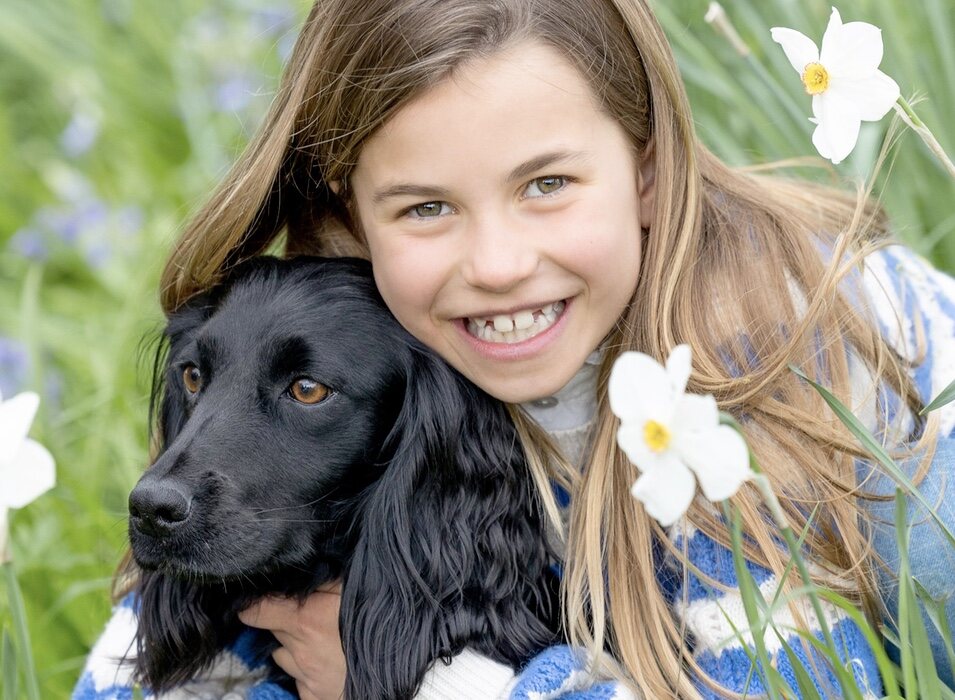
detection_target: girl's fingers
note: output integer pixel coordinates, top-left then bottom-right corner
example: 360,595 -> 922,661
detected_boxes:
315,580 -> 343,594
272,636 -> 346,700
238,586 -> 343,642
237,595 -> 302,632
271,645 -> 302,678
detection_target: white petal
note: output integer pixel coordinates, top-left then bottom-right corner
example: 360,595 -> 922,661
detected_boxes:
810,116 -> 834,161
830,70 -> 900,122
609,352 -> 676,423
678,426 -> 751,502
769,28 -> 819,74
630,458 -> 696,527
0,392 -> 40,468
821,16 -> 885,80
665,344 -> 692,395
812,92 -> 861,164
616,422 -> 667,473
0,438 -> 56,508
672,393 -> 719,436
819,7 -> 844,57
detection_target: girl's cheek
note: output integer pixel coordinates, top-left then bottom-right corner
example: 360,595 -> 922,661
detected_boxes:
370,235 -> 447,308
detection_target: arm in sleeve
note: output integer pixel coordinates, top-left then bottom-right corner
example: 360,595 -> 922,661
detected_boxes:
416,646 -> 638,700
670,526 -> 883,699
71,594 -> 295,700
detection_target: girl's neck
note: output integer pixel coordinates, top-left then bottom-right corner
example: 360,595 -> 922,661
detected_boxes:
520,349 -> 603,433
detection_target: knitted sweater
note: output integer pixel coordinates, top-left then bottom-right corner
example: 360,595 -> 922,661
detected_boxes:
73,245 -> 955,699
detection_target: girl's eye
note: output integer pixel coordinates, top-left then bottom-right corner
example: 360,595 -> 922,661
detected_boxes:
289,377 -> 330,405
182,365 -> 202,394
524,175 -> 567,198
408,201 -> 451,218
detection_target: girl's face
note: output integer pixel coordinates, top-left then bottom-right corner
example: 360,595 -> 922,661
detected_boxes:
350,41 -> 655,403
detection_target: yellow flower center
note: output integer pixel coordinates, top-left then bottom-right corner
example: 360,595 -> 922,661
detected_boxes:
801,62 -> 830,95
643,420 -> 671,453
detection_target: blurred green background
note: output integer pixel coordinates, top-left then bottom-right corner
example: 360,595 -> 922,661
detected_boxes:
0,0 -> 952,695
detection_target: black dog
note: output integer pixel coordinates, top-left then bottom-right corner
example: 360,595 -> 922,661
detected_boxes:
127,256 -> 560,698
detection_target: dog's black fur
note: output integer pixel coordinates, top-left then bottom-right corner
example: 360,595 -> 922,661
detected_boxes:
127,256 -> 560,699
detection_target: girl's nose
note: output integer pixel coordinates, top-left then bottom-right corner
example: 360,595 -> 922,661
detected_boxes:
460,216 -> 539,292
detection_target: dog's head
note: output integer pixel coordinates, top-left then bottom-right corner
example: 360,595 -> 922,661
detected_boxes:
130,256 -> 559,697
130,257 -> 405,583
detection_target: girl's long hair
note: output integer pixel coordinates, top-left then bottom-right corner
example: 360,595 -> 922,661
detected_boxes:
154,0 -> 935,695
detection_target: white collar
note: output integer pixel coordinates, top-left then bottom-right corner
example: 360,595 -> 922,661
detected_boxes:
519,349 -> 602,432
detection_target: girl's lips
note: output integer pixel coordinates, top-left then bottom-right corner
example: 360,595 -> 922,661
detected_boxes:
455,297 -> 572,361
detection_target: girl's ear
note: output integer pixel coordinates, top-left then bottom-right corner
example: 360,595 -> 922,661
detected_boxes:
637,140 -> 657,230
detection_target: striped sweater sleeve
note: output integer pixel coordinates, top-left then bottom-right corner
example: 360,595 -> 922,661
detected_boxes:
669,524 -> 882,699
668,243 -> 955,697
859,244 -> 955,436
418,646 -> 637,699
71,594 -> 294,700
73,595 -> 634,699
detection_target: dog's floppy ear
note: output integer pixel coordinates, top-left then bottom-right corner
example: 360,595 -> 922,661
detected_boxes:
340,344 -> 557,699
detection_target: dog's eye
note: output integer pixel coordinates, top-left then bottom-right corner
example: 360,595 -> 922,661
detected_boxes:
289,378 -> 329,405
182,365 -> 203,394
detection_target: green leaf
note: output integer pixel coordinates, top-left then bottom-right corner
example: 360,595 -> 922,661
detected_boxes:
2,629 -> 17,700
912,577 -> 955,685
724,503 -> 788,700
895,492 -> 919,696
2,563 -> 41,700
768,504 -> 820,614
786,627 -> 866,700
896,493 -> 944,700
790,364 -> 955,550
776,634 -> 824,700
813,588 -> 903,699
921,377 -> 955,415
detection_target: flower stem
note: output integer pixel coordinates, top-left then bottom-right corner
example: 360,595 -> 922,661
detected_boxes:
0,509 -> 9,566
895,97 -> 955,180
719,414 -> 840,656
705,2 -> 808,133
1,562 -> 41,700
749,470 -> 839,655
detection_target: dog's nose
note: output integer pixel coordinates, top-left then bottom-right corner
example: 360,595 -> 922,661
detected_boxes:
129,479 -> 192,537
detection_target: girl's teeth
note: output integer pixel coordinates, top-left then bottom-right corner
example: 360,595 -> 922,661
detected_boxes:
466,300 -> 566,344
513,310 -> 535,330
493,315 -> 514,332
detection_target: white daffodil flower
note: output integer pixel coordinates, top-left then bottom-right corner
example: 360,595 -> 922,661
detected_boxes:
0,390 -> 56,563
771,7 -> 900,164
608,345 -> 751,527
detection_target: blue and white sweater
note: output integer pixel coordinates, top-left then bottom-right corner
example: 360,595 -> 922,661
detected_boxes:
73,245 -> 955,699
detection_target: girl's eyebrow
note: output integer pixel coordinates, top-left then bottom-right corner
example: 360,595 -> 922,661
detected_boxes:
371,149 -> 591,204
505,149 -> 591,184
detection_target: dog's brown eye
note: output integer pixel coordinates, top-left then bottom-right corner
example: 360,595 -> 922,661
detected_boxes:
289,378 -> 329,405
182,365 -> 202,393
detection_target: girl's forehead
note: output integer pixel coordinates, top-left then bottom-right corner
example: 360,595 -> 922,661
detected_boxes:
354,41 -> 608,178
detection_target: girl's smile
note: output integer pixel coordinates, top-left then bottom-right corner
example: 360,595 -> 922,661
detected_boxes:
457,297 -> 571,361
351,40 -> 655,403
462,298 -> 567,345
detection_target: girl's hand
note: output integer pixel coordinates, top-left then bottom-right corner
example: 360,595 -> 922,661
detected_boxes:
238,582 -> 346,700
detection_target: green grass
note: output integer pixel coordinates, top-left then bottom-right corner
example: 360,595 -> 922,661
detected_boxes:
0,0 -> 953,696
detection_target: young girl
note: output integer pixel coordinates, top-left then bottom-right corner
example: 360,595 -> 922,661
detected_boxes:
75,0 -> 955,698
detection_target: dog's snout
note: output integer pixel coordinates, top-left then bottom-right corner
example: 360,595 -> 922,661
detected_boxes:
129,479 -> 192,537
